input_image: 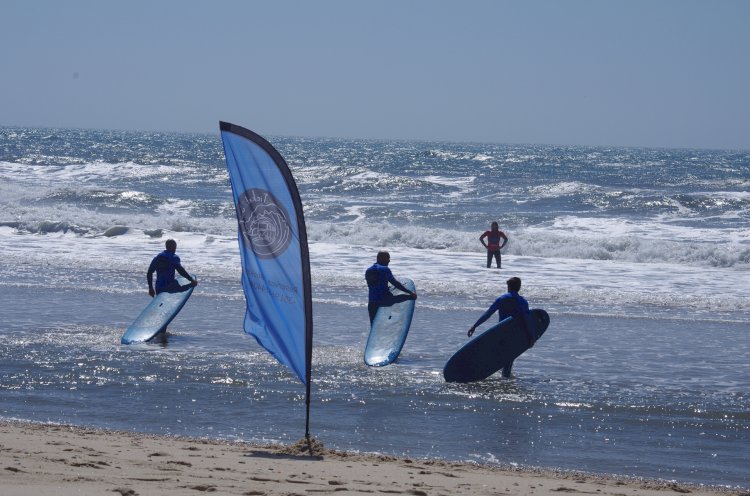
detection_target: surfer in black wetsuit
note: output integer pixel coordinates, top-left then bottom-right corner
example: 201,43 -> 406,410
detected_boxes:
365,251 -> 417,325
467,276 -> 531,378
147,239 -> 198,297
480,222 -> 508,269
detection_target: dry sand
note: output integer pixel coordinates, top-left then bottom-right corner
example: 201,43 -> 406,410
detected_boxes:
0,420 -> 743,496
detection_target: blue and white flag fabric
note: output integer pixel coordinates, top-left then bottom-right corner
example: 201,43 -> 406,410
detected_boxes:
220,122 -> 312,385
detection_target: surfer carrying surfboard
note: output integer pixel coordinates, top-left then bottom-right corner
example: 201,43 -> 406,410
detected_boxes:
479,222 -> 508,269
365,251 -> 417,325
147,239 -> 198,297
467,276 -> 530,377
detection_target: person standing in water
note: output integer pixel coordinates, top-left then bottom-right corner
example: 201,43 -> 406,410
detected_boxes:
480,221 -> 508,269
467,276 -> 531,377
365,251 -> 417,325
147,239 -> 198,297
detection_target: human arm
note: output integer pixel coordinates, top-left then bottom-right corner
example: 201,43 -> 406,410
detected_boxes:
147,259 -> 156,297
467,301 -> 499,337
499,231 -> 508,249
175,264 -> 193,281
385,266 -> 415,299
517,296 -> 533,346
389,276 -> 417,299
175,264 -> 198,287
479,231 -> 488,248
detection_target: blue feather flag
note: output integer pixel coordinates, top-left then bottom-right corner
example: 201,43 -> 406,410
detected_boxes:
220,122 -> 313,434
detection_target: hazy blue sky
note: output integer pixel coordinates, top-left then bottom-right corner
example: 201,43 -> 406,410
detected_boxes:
2,1 -> 749,149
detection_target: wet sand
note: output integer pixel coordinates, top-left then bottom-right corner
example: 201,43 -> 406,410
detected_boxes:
0,420 -> 743,496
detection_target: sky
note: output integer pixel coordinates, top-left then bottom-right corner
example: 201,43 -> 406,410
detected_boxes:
2,0 -> 749,149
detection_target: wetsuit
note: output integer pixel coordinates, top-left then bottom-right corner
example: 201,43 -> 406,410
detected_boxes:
471,291 -> 530,377
147,250 -> 194,295
480,230 -> 507,268
365,263 -> 414,324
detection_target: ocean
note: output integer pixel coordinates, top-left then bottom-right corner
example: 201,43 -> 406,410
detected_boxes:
0,126 -> 748,488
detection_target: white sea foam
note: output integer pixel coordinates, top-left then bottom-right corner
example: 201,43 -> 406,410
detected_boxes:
2,132 -> 748,322
0,160 -> 182,182
528,181 -> 596,197
1,225 -> 746,318
421,175 -> 476,197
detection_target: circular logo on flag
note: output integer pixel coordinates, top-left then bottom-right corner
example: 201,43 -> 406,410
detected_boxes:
237,188 -> 292,259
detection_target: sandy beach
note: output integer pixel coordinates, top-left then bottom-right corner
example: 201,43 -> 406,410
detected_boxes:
0,420 -> 742,496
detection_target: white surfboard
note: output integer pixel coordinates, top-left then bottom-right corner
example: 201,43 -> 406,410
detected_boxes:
121,277 -> 195,344
364,278 -> 416,367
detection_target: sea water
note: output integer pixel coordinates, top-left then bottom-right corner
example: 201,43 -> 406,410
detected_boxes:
0,127 -> 748,488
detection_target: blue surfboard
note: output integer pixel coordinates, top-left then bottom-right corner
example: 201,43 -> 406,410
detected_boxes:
364,278 -> 416,367
121,277 -> 195,344
443,308 -> 550,383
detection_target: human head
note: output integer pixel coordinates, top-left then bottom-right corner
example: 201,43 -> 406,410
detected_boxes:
506,276 -> 521,292
376,251 -> 391,265
165,239 -> 177,252
491,221 -> 499,231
